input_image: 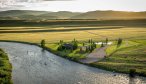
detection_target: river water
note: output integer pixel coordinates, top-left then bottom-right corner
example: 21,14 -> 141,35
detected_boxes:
0,42 -> 146,84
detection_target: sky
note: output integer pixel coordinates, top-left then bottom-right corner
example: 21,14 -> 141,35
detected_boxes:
0,0 -> 146,12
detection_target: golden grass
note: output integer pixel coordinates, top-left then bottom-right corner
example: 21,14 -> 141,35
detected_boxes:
0,26 -> 146,43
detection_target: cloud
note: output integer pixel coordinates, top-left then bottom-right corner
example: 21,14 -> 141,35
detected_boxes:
43,0 -> 74,1
1,0 -> 146,12
0,0 -> 73,8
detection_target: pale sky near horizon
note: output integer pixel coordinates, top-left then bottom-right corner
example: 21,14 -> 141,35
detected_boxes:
0,0 -> 146,12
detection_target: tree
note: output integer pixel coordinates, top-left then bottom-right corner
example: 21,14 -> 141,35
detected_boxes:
72,39 -> 78,50
129,69 -> 136,77
73,38 -> 76,42
90,39 -> 93,44
101,42 -> 104,47
80,47 -> 83,52
83,43 -> 85,46
73,41 -> 78,50
41,39 -> 45,48
59,40 -> 64,44
92,42 -> 96,48
85,46 -> 89,52
90,45 -> 94,52
117,38 -> 123,47
57,44 -> 63,51
88,39 -> 93,44
105,38 -> 108,45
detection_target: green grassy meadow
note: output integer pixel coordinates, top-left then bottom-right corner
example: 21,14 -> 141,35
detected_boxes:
46,43 -> 87,60
46,42 -> 100,61
92,40 -> 146,76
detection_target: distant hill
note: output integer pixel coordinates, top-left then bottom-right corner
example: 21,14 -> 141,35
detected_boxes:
1,10 -> 146,20
41,11 -> 81,19
70,10 -> 146,20
0,10 -> 48,16
0,10 -> 81,20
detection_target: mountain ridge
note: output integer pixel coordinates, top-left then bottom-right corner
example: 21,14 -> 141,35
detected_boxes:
0,10 -> 146,20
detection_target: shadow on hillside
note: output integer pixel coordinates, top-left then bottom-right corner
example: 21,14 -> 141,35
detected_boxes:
0,26 -> 124,33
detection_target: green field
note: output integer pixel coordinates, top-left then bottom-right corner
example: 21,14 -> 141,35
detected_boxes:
0,49 -> 12,83
46,43 -> 87,61
0,19 -> 146,76
0,20 -> 146,43
46,41 -> 100,61
91,40 -> 146,76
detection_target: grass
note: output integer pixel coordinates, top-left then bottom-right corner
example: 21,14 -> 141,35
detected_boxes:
0,48 -> 12,84
0,27 -> 146,43
92,40 -> 146,76
106,40 -> 140,56
0,19 -> 146,43
46,43 -> 96,61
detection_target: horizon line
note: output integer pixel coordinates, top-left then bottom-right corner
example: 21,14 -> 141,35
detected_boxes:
1,9 -> 146,13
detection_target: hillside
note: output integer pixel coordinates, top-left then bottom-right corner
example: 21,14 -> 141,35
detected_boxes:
0,10 -> 81,20
0,10 -> 48,16
41,11 -> 81,19
1,10 -> 146,20
70,10 -> 146,20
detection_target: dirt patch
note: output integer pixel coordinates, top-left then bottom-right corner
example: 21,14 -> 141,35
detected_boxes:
80,46 -> 107,63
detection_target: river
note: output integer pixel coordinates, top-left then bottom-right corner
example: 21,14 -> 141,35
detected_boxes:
0,42 -> 146,84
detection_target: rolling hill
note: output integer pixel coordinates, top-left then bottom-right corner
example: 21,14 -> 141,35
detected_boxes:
70,10 -> 146,20
0,10 -> 146,20
0,10 -> 81,20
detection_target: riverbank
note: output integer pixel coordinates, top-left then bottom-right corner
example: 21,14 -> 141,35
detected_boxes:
0,48 -> 12,83
0,40 -> 146,77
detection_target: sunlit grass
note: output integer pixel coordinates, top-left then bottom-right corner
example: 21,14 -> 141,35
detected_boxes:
0,26 -> 146,43
46,43 -> 87,60
92,40 -> 146,76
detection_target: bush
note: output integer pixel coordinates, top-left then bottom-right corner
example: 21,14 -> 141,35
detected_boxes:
117,38 -> 123,47
139,71 -> 146,76
129,69 -> 136,77
101,42 -> 104,47
41,39 -> 45,48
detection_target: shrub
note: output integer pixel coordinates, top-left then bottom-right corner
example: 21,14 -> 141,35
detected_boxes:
105,38 -> 108,45
139,71 -> 146,76
117,38 -> 123,47
101,42 -> 104,47
41,39 -> 45,48
129,69 -> 136,77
